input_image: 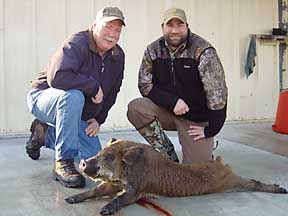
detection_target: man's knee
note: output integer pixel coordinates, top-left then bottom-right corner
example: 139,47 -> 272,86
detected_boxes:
127,97 -> 156,128
55,89 -> 85,115
127,97 -> 151,118
59,90 -> 85,110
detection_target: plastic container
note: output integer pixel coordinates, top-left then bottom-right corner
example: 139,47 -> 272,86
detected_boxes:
272,89 -> 288,134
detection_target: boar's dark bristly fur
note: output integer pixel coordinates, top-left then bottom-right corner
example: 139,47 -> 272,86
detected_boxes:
65,139 -> 287,215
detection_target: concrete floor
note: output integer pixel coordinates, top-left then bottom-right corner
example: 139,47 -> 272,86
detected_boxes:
0,121 -> 288,216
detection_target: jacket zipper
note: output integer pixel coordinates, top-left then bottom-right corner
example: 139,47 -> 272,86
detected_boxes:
99,56 -> 105,88
101,55 -> 106,73
101,61 -> 105,73
171,56 -> 176,87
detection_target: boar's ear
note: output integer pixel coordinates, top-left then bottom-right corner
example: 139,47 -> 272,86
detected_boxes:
108,138 -> 117,145
122,146 -> 144,166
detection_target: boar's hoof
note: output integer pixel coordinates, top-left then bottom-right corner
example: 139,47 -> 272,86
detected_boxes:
100,205 -> 117,215
279,187 -> 288,194
65,196 -> 82,204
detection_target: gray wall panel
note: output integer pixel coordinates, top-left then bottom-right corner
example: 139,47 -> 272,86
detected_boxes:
4,0 -> 35,132
0,0 -> 5,132
0,0 -> 280,134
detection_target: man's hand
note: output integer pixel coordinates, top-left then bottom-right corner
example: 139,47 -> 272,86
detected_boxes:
173,99 -> 189,115
91,87 -> 103,104
187,125 -> 205,140
85,118 -> 100,137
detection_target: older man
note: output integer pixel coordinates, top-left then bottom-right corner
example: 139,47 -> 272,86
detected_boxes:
26,6 -> 125,188
127,8 -> 228,164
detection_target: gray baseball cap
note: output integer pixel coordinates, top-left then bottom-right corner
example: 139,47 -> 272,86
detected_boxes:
96,6 -> 125,26
162,8 -> 187,25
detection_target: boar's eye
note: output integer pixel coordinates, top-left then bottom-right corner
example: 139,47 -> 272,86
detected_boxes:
105,153 -> 115,162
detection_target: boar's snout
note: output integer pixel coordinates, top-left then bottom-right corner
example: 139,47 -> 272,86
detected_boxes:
79,159 -> 99,176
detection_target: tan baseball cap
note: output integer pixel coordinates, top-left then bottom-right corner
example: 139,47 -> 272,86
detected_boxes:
162,8 -> 187,25
96,6 -> 125,26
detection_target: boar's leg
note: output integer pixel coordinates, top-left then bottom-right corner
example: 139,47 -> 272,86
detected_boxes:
224,178 -> 287,194
236,179 -> 287,193
100,186 -> 138,215
65,182 -> 122,204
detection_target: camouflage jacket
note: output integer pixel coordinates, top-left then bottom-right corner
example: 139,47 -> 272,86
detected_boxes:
138,30 -> 228,137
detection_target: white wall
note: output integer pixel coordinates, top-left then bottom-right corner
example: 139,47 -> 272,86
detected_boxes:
0,0 -> 279,134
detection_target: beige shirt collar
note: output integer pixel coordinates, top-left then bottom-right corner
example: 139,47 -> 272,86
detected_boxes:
88,27 -> 99,54
165,40 -> 187,57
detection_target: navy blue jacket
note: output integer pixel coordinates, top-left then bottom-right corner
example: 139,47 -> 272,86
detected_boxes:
31,29 -> 125,124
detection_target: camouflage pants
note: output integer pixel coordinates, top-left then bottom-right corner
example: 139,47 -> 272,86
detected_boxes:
127,97 -> 214,164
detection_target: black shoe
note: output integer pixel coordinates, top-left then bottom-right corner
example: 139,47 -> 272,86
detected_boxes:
53,159 -> 85,188
25,119 -> 48,160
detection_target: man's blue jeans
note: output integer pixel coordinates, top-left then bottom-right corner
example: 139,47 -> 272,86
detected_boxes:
27,88 -> 102,161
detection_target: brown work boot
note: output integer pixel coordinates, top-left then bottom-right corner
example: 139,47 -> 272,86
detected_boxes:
53,159 -> 85,188
25,119 -> 48,160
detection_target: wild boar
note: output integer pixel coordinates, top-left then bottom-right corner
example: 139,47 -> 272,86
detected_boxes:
65,139 -> 287,215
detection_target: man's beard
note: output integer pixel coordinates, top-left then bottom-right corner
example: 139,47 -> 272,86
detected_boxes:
164,34 -> 187,48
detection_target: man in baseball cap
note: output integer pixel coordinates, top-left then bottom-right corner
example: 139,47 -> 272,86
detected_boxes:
91,6 -> 125,56
127,7 -> 228,164
26,6 -> 126,188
